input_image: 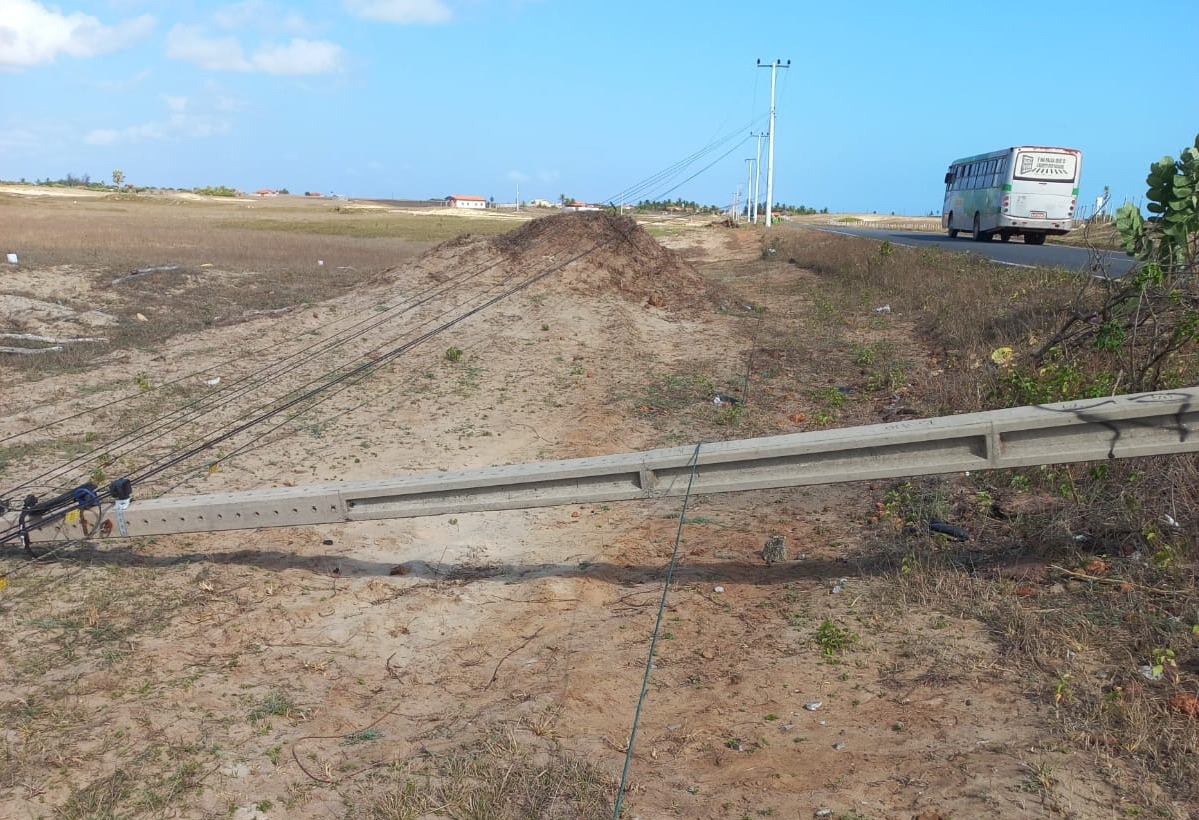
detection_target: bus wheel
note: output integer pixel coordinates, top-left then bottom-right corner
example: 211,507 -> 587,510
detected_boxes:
1025,233 -> 1046,245
947,213 -> 958,238
972,214 -> 989,242
999,232 -> 1011,242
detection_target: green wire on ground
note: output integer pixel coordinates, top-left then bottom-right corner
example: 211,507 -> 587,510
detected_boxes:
612,441 -> 703,819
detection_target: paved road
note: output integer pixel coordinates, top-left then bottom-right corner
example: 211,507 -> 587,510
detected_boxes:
798,225 -> 1137,278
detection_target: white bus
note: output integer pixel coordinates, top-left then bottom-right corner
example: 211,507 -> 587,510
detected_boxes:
942,146 -> 1081,244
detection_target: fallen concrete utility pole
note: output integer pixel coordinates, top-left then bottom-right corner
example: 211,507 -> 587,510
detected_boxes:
7,388 -> 1198,544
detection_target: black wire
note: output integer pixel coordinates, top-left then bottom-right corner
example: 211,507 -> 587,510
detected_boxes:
650,136 -> 753,202
3,268 -> 460,495
603,116 -> 764,208
131,226 -> 631,491
1,237 -> 516,504
123,252 -> 523,493
0,213 -> 641,549
12,124 -> 750,499
1,238 -> 527,545
605,127 -> 747,207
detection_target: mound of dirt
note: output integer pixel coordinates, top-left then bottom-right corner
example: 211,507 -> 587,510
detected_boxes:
406,212 -> 713,311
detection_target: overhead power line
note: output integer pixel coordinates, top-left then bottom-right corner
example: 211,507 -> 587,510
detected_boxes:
604,115 -> 764,208
0,219 -> 641,550
0,218 -> 551,508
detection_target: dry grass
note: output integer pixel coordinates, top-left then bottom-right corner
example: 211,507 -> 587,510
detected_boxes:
766,230 -> 1093,414
861,514 -> 1199,807
0,193 -> 524,375
0,192 -> 516,273
0,560 -> 222,816
1053,218 -> 1125,251
773,228 -> 1199,809
348,727 -> 613,820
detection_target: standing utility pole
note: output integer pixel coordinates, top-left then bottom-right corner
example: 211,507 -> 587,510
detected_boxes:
744,159 -> 755,221
750,131 -> 767,223
757,59 -> 790,227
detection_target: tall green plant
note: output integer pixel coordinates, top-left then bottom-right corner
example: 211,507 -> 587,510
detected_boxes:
1032,135 -> 1199,393
1116,135 -> 1199,274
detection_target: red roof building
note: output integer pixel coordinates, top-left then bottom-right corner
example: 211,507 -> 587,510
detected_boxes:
447,195 -> 487,209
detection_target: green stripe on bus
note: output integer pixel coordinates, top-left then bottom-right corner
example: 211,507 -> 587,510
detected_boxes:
1002,184 -> 1012,192
1072,187 -> 1079,195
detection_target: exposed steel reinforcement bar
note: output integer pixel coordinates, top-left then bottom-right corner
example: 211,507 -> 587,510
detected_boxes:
8,388 -> 1199,542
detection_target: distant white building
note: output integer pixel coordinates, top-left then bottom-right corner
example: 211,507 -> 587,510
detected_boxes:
528,198 -> 553,208
446,195 -> 487,209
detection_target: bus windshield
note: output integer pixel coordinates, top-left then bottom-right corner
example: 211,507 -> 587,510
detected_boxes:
1014,151 -> 1078,183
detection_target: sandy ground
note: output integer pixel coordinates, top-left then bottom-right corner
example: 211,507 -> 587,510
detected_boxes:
0,213 -> 1162,818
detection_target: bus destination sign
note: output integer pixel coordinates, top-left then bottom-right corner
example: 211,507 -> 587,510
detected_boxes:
1017,152 -> 1076,180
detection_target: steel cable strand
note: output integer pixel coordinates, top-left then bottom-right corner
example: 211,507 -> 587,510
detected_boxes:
610,442 -> 702,819
124,263 -> 533,494
0,263 -> 512,543
96,260 -> 509,491
603,121 -> 753,204
0,249 -> 501,498
626,112 -> 764,203
142,227 -> 636,495
603,117 -> 763,207
0,220 -> 638,548
649,136 -> 752,203
153,294 -> 554,497
1,258 -> 528,545
0,256 -> 463,455
98,233 -> 529,479
128,226 -> 636,492
1,236 -> 517,503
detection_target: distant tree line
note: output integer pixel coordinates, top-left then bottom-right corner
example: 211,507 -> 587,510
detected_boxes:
757,203 -> 829,215
192,186 -> 239,197
0,173 -> 247,198
5,173 -> 112,190
627,198 -> 829,216
633,198 -> 722,214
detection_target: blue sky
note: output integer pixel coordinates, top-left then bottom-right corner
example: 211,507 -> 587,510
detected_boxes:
1,0 -> 1195,214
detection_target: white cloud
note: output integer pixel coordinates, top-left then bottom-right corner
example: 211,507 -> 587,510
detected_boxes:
213,1 -> 316,36
84,123 -> 163,145
165,24 -> 343,75
83,93 -> 240,146
211,90 -> 248,114
343,0 -> 452,24
165,26 -> 245,71
507,170 -> 529,183
251,39 -> 342,74
0,0 -> 153,69
0,124 -> 47,153
93,69 -> 153,94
